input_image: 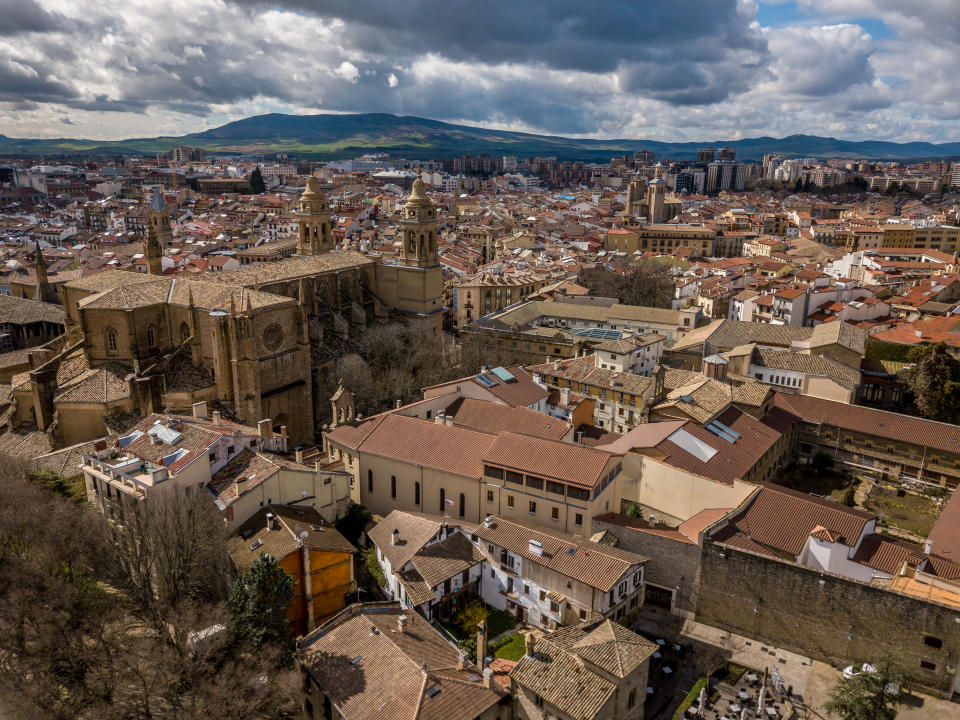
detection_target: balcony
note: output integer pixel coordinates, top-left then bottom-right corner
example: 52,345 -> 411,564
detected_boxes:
82,454 -> 168,499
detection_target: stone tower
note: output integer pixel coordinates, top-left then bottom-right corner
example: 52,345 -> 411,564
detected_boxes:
33,240 -> 58,304
625,175 -> 644,216
398,169 -> 438,268
296,175 -> 333,255
145,188 -> 170,276
330,379 -> 355,427
647,162 -> 667,224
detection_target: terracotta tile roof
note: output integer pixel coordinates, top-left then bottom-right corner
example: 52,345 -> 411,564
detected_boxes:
202,249 -> 374,287
716,483 -> 874,557
298,603 -> 503,720
773,393 -> 960,455
444,397 -> 570,441
228,504 -> 354,573
208,449 -> 312,509
752,348 -> 861,389
352,414 -> 496,478
649,408 -> 782,485
474,516 -> 646,592
851,533 -> 917,576
484,432 -> 615,488
531,355 -> 655,396
410,532 -> 483,588
0,294 -> 65,325
511,619 -> 655,720
475,365 -> 549,407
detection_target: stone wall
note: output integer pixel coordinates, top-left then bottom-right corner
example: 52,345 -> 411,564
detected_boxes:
593,516 -> 702,616
696,540 -> 960,696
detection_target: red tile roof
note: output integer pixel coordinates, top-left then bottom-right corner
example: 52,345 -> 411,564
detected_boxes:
715,483 -> 874,557
485,432 -> 616,488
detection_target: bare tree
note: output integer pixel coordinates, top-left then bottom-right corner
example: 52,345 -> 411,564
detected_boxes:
107,485 -> 232,639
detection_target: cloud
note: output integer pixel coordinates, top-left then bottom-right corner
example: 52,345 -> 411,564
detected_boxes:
0,0 -> 956,142
0,0 -> 69,36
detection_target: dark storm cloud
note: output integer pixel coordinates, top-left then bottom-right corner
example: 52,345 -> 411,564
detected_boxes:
227,0 -> 769,106
0,0 -> 69,36
230,0 -> 766,72
0,58 -> 77,103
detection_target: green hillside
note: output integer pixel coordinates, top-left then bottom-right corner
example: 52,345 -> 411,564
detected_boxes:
2,113 -> 959,161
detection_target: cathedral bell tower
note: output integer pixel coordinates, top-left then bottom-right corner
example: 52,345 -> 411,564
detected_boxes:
398,169 -> 438,268
146,188 -> 171,276
647,162 -> 667,225
296,176 -> 334,255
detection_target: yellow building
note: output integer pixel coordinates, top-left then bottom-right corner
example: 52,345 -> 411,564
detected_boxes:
228,504 -> 356,635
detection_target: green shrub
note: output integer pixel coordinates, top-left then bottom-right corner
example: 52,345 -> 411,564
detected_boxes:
362,546 -> 386,587
842,485 -> 856,507
673,677 -> 707,720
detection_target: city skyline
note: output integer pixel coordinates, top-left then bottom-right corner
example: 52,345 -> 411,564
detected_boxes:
2,0 -> 958,144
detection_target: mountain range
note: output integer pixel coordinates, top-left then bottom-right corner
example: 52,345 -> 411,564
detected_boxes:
2,112 -> 960,162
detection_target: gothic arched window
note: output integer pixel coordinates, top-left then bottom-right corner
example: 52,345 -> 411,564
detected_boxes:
180,322 -> 191,343
146,324 -> 157,349
106,327 -> 118,353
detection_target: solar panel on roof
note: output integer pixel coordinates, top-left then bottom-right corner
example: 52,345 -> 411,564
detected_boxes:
474,373 -> 499,387
709,419 -> 741,440
705,422 -> 737,443
490,366 -> 516,383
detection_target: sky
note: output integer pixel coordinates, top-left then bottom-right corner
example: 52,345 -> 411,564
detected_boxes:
1,0 -> 958,143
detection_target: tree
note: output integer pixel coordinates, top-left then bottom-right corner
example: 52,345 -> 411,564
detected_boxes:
906,342 -> 960,424
336,503 -> 372,545
457,600 -> 490,636
229,553 -> 294,650
579,256 -> 676,309
249,166 -> 266,194
109,485 -> 232,634
824,659 -> 906,720
812,451 -> 835,474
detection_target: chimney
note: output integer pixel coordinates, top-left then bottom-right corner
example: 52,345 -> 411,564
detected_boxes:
295,448 -> 304,464
211,410 -> 222,424
524,632 -> 535,658
396,399 -> 402,409
279,425 -> 287,438
192,401 -> 208,419
391,528 -> 399,546
924,538 -> 933,555
457,650 -> 469,670
483,667 -> 495,689
435,412 -> 445,425
444,414 -> 454,427
560,387 -> 571,406
528,539 -> 543,556
397,614 -> 408,634
266,512 -> 280,530
257,419 -> 273,440
477,620 -> 488,668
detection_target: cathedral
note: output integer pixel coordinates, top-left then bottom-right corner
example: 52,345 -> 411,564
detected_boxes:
7,175 -> 443,449
624,163 -> 682,224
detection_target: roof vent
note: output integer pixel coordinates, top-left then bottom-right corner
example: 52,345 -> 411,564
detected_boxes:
249,538 -> 263,551
483,515 -> 494,528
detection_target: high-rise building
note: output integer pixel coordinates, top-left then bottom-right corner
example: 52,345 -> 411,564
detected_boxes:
634,150 -> 655,165
706,162 -> 744,193
697,147 -> 715,163
717,147 -> 736,162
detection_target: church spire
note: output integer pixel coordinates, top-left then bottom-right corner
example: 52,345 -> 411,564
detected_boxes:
398,165 -> 438,268
33,240 -> 57,304
295,176 -> 333,255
